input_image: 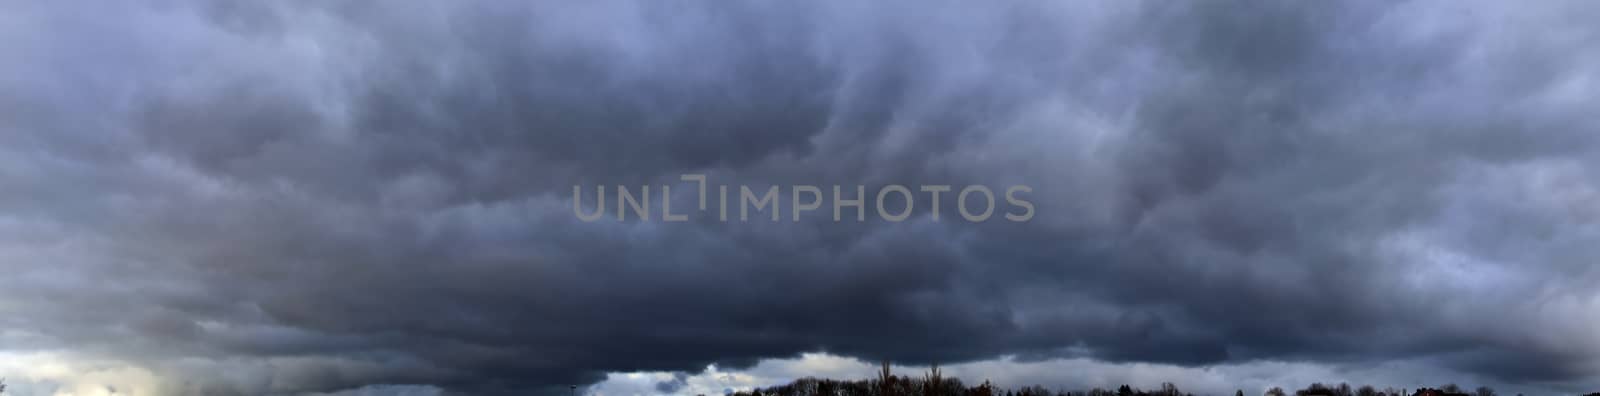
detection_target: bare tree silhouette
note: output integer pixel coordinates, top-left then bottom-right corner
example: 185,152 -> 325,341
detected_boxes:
877,361 -> 896,396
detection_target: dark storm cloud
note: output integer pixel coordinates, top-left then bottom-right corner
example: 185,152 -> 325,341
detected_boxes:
2,0 -> 1598,394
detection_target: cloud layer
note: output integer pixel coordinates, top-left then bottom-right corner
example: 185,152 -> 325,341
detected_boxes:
2,1 -> 1598,395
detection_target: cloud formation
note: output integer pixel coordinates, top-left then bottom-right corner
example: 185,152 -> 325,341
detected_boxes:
1,1 -> 1597,394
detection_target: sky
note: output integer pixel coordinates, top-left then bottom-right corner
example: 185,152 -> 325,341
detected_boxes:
1,1 -> 1598,395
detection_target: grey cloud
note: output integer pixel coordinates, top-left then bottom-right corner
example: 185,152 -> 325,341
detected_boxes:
1,0 -> 1598,395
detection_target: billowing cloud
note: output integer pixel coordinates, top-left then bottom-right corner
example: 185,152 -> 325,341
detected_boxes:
1,1 -> 1597,395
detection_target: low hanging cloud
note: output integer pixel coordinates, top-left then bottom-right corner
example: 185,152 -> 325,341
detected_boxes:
1,0 -> 1598,395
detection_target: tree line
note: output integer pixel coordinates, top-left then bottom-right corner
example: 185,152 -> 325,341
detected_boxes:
722,362 -> 1597,396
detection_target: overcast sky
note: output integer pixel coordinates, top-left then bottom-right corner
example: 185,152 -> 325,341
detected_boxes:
2,1 -> 1598,395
